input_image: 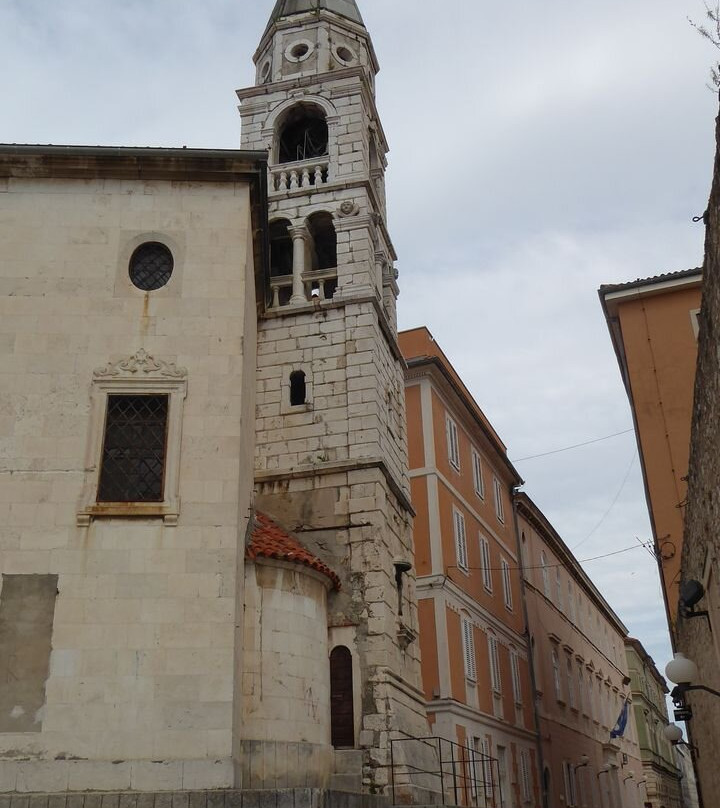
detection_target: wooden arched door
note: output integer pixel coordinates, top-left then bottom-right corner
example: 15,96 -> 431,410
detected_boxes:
330,646 -> 354,748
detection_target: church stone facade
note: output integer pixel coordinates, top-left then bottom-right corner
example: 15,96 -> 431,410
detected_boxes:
0,1 -> 433,804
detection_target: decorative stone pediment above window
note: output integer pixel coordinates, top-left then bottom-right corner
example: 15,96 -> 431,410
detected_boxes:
93,349 -> 187,381
77,350 -> 188,526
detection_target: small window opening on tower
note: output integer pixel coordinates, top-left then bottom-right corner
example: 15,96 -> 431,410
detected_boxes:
307,212 -> 337,271
290,371 -> 307,406
278,104 -> 329,164
307,212 -> 338,300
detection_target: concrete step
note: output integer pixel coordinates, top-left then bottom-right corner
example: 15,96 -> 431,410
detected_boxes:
333,749 -> 364,775
328,772 -> 363,793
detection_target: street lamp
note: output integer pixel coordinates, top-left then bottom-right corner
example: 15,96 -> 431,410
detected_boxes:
596,764 -> 611,780
573,754 -> 590,773
665,652 -> 720,723
623,771 -> 634,784
663,723 -> 699,756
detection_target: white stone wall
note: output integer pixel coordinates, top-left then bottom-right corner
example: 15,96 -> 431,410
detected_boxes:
239,559 -> 332,789
0,176 -> 257,792
255,302 -> 408,496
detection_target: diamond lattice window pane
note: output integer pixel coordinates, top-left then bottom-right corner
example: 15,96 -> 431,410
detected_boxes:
129,242 -> 174,291
97,395 -> 169,502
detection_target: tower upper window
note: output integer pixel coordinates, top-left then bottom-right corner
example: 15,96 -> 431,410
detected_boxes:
278,104 -> 328,164
269,219 -> 293,278
290,371 -> 307,406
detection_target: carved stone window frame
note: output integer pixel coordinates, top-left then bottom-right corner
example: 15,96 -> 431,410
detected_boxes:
77,349 -> 188,526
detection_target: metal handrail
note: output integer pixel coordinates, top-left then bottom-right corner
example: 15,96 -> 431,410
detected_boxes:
389,735 -> 503,807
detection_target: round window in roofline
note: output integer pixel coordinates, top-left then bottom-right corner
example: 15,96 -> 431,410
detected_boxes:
285,39 -> 314,63
129,242 -> 174,291
332,44 -> 357,66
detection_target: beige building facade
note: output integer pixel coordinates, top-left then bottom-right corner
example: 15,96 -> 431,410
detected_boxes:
516,495 -> 643,808
0,147 -> 266,793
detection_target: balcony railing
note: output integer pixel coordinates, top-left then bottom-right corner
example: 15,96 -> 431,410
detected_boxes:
268,267 -> 338,310
269,157 -> 330,194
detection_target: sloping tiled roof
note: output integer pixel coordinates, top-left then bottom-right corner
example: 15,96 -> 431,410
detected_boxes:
248,511 -> 341,588
599,267 -> 702,295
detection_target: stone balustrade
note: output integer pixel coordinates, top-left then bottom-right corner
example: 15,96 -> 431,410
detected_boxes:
269,158 -> 330,194
269,268 -> 338,309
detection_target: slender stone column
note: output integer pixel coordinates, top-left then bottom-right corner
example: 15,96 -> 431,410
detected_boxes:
288,225 -> 309,305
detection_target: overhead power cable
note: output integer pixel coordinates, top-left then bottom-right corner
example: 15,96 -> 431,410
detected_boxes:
512,428 -> 635,463
571,448 -> 638,552
448,541 -> 650,574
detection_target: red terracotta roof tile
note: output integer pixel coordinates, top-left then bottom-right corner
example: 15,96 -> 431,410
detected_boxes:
247,511 -> 341,589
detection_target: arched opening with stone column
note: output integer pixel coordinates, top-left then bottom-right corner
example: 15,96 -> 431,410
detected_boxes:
268,218 -> 294,307
305,211 -> 338,300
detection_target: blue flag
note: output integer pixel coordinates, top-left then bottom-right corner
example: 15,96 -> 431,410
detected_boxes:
610,698 -> 630,739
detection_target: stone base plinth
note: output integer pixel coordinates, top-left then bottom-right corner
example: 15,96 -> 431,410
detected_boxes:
0,792 -> 389,808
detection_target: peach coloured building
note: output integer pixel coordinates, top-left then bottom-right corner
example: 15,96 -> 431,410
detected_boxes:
599,269 -> 702,632
400,327 -> 540,808
516,494 -> 643,808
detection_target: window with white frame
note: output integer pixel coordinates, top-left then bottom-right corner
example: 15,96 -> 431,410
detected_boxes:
541,551 -> 550,598
471,448 -> 485,498
520,750 -> 532,803
501,558 -> 513,609
562,761 -> 577,807
453,507 -> 468,572
576,594 -> 583,632
567,582 -> 575,623
462,616 -> 477,681
556,568 -> 563,608
446,415 -> 460,470
577,663 -> 585,713
552,648 -> 562,701
493,477 -> 505,522
511,650 -> 523,705
481,738 -> 493,801
480,535 -> 493,592
566,656 -> 576,709
488,635 -> 501,694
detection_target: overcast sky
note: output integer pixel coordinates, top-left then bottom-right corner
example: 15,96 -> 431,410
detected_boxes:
2,0 -> 716,676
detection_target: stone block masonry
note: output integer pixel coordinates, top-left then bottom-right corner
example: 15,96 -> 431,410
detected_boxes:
0,793 -> 388,808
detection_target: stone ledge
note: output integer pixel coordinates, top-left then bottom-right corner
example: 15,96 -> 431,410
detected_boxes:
0,792 -> 388,808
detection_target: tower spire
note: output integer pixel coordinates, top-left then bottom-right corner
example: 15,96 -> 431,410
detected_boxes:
268,0 -> 364,27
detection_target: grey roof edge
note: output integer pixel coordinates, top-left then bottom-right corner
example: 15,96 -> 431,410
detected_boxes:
598,267 -> 702,296
0,144 -> 269,161
269,0 -> 364,26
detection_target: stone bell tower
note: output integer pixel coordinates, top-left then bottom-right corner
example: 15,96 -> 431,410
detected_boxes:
237,0 -> 432,797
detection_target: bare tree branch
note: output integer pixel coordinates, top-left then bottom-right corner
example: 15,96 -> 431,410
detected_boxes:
689,1 -> 720,87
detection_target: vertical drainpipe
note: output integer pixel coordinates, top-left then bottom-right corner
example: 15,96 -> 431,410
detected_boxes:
511,487 -> 548,808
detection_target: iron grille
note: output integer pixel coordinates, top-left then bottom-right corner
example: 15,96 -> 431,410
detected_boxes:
129,242 -> 174,291
97,395 -> 169,503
